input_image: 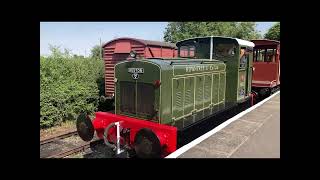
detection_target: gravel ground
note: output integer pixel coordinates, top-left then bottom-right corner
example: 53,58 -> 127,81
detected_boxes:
41,126 -> 115,159
40,121 -> 76,140
41,135 -> 84,158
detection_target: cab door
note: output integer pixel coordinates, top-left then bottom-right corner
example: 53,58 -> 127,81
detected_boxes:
238,47 -> 250,100
245,47 -> 253,94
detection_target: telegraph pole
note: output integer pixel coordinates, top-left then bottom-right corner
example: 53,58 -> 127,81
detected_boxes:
100,38 -> 102,60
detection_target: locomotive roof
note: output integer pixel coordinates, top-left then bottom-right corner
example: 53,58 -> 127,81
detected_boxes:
141,58 -> 224,67
102,37 -> 177,49
176,36 -> 255,47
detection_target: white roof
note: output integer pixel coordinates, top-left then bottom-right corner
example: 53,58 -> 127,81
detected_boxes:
176,36 -> 255,47
234,38 -> 255,47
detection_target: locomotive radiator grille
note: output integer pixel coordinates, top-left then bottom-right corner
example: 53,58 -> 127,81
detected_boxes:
120,82 -> 136,114
137,83 -> 155,116
119,81 -> 155,119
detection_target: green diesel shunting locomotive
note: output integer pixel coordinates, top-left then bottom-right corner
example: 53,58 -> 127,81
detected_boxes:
114,36 -> 254,130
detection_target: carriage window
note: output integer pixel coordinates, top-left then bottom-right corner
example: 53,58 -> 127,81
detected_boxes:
254,48 -> 276,62
254,49 -> 264,62
179,45 -> 196,58
213,43 -> 235,58
265,49 -> 275,62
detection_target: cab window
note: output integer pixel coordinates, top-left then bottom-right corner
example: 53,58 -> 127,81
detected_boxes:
213,43 -> 236,58
178,38 -> 210,59
179,45 -> 196,58
240,47 -> 248,68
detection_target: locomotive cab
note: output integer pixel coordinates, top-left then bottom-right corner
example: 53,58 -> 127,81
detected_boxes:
176,36 -> 255,107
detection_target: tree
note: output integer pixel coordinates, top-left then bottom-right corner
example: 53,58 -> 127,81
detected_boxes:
234,22 -> 262,40
264,22 -> 280,41
48,44 -> 72,59
90,45 -> 103,60
164,22 -> 262,43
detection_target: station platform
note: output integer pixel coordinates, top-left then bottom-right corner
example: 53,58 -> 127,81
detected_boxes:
167,91 -> 280,158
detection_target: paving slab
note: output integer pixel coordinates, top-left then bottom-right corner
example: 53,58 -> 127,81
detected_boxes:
177,92 -> 280,158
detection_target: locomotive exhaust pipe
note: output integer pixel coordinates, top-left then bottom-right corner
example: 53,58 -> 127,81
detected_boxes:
76,113 -> 94,142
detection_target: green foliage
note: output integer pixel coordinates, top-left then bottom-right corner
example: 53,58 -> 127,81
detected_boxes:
164,22 -> 262,43
40,45 -> 104,128
48,44 -> 72,59
90,45 -> 103,60
264,22 -> 280,41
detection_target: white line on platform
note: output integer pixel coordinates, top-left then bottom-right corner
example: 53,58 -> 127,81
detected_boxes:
165,91 -> 280,158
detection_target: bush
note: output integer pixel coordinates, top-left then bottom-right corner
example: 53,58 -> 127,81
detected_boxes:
40,53 -> 104,128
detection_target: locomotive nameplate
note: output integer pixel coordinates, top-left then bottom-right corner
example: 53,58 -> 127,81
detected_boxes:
128,68 -> 144,74
173,64 -> 225,76
185,65 -> 218,73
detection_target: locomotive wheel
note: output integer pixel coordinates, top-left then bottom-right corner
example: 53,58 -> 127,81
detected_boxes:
76,113 -> 94,141
134,128 -> 161,158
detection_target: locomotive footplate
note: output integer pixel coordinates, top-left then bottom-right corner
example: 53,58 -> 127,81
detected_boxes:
77,112 -> 177,158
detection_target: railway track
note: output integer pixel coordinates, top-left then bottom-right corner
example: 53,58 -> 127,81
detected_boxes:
40,129 -> 105,158
46,140 -> 103,158
46,142 -> 90,158
40,129 -> 81,158
40,130 -> 78,145
40,111 -> 115,159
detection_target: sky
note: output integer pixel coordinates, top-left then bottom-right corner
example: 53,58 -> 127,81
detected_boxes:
40,22 -> 277,56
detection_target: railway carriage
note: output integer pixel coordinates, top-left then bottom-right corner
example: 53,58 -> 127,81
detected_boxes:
251,39 -> 280,97
76,36 -> 255,158
102,38 -> 177,99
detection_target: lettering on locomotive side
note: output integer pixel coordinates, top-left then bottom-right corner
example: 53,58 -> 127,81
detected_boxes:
185,65 -> 219,73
